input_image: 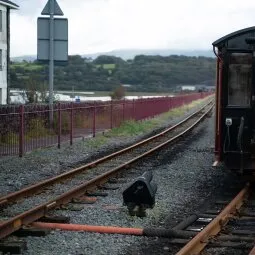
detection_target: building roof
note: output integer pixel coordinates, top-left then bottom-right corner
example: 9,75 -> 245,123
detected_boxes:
0,0 -> 19,9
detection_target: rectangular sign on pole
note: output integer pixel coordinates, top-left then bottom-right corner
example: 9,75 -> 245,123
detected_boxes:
38,0 -> 67,125
37,17 -> 68,61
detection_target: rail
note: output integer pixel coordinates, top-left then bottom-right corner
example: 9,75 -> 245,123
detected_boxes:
0,100 -> 213,240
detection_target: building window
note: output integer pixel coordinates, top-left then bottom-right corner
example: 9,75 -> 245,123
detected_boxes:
0,11 -> 2,32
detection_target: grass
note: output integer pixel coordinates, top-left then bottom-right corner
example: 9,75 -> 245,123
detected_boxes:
107,119 -> 160,137
84,96 -> 211,148
155,97 -> 212,123
86,135 -> 107,149
11,63 -> 43,71
95,64 -> 116,70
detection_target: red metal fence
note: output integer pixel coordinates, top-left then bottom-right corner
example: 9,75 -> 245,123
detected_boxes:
0,93 -> 212,157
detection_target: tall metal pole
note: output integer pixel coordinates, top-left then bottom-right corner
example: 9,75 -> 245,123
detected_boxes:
49,0 -> 54,123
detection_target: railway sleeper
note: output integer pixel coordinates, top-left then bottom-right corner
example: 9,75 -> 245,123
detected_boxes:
215,234 -> 255,242
228,219 -> 255,226
13,227 -> 51,237
232,229 -> 255,235
39,215 -> 70,223
208,240 -> 253,249
72,196 -> 97,204
168,238 -> 253,249
86,191 -> 108,197
58,204 -> 84,211
173,214 -> 199,230
98,184 -> 120,190
0,240 -> 27,254
143,228 -> 196,238
108,178 -> 127,184
241,211 -> 255,217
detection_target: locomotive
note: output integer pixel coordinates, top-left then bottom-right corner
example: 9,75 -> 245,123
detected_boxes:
213,26 -> 255,174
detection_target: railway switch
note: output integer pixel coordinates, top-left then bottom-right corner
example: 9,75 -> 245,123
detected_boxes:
122,171 -> 157,217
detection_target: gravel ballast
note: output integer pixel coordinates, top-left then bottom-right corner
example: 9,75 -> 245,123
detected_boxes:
1,98 -> 243,255
0,99 -> 210,196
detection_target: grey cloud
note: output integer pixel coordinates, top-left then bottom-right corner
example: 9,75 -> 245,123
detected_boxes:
13,0 -> 108,16
15,0 -> 42,12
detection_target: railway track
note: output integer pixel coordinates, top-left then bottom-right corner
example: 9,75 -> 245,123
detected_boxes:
0,99 -> 213,241
172,182 -> 255,255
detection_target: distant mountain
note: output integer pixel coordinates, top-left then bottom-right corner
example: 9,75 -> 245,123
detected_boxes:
83,49 -> 215,60
11,55 -> 36,62
11,49 -> 215,62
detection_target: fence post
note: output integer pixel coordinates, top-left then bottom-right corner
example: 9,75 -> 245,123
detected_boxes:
168,97 -> 171,110
93,101 -> 96,137
123,99 -> 125,122
58,103 -> 61,149
110,100 -> 113,129
19,105 -> 24,157
70,102 -> 73,146
132,99 -> 135,120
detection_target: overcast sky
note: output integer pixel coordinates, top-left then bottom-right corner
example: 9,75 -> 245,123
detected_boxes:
9,0 -> 255,57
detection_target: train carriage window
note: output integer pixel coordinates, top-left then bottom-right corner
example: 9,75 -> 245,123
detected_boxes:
228,53 -> 252,107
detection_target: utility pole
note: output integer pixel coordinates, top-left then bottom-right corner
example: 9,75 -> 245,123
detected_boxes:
38,0 -> 68,124
49,0 -> 54,123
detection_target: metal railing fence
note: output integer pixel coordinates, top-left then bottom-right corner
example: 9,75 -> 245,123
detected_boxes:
0,92 -> 212,157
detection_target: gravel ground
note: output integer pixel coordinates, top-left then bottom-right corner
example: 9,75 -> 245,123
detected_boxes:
1,98 -> 245,255
0,99 -> 210,196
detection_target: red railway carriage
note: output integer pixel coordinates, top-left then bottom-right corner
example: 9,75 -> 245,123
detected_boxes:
213,27 -> 255,174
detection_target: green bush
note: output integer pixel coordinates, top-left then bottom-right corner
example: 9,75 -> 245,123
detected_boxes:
61,112 -> 70,134
0,131 -> 19,144
26,118 -> 50,138
74,113 -> 88,128
52,111 -> 70,135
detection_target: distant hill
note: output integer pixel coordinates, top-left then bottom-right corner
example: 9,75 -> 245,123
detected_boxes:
11,55 -> 37,62
83,49 -> 215,60
10,54 -> 215,93
11,49 -> 214,62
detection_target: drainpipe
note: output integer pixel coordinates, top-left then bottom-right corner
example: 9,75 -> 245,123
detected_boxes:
6,7 -> 10,104
213,46 -> 223,160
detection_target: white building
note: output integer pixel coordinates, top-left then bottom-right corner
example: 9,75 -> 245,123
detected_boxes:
0,0 -> 18,105
181,85 -> 196,91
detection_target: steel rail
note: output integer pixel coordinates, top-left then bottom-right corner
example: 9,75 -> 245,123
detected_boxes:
0,102 -> 213,240
0,99 -> 214,206
176,183 -> 250,255
249,243 -> 255,254
249,216 -> 255,254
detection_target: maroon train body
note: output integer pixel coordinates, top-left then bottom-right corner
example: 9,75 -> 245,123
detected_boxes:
213,27 -> 255,174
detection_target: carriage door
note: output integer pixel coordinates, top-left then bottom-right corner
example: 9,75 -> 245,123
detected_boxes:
227,52 -> 252,108
226,52 -> 253,151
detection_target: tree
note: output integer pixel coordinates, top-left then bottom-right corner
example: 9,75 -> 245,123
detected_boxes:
10,54 -> 216,93
21,76 -> 48,104
110,85 -> 125,100
23,76 -> 38,103
93,55 -> 125,65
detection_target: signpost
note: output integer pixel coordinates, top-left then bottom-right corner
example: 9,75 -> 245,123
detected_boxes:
37,0 -> 68,123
